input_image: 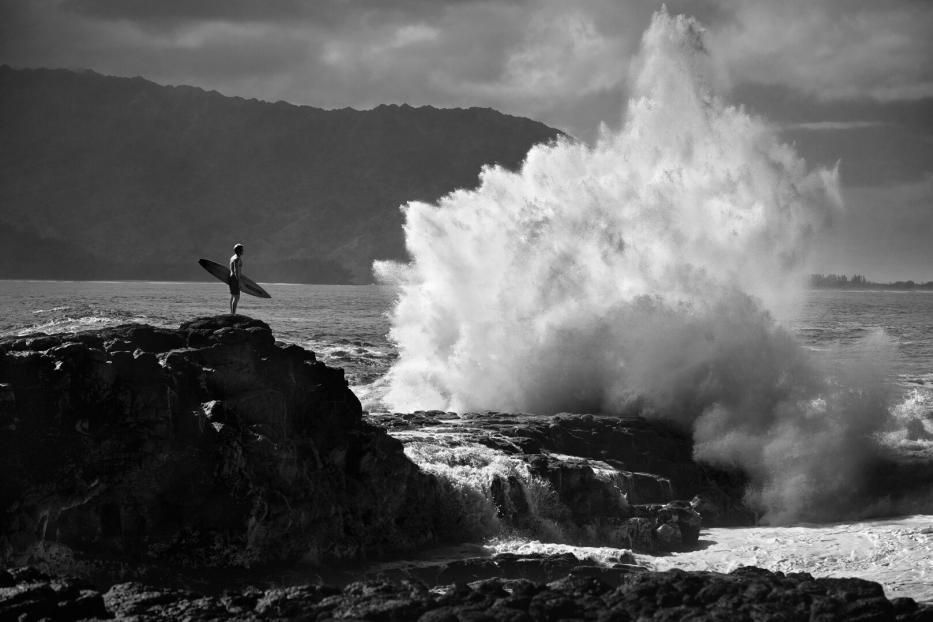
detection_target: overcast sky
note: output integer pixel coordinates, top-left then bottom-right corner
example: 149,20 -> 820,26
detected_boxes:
2,0 -> 931,281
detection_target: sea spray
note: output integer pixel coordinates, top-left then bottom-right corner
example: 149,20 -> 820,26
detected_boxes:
376,10 -> 890,522
376,10 -> 839,413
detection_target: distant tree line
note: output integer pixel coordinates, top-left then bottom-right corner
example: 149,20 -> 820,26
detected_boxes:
809,274 -> 933,290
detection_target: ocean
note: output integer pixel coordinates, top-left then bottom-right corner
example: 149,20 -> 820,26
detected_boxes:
3,280 -> 932,419
2,279 -> 932,601
0,280 -> 396,398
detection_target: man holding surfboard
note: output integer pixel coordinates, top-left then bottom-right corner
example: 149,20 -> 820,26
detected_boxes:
198,246 -> 271,309
229,243 -> 244,314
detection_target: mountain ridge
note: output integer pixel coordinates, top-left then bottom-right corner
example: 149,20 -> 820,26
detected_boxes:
0,65 -> 563,283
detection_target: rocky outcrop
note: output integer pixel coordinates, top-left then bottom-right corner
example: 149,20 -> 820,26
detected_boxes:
3,565 -> 930,621
0,313 -> 729,579
0,316 -> 451,575
369,412 -> 751,553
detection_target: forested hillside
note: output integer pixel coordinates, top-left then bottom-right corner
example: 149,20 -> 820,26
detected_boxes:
0,66 -> 561,282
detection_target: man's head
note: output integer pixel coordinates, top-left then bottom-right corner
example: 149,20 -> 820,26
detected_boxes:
234,243 -> 244,255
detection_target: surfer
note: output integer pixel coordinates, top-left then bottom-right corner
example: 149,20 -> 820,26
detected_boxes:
229,243 -> 244,314
198,248 -> 270,302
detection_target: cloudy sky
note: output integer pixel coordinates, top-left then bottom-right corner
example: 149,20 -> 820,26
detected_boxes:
2,0 -> 931,281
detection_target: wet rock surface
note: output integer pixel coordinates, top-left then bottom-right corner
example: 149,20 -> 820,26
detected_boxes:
3,565 -> 930,621
368,411 -> 751,553
0,316 -> 451,575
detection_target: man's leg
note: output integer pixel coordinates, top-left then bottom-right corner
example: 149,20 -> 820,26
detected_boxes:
229,276 -> 240,314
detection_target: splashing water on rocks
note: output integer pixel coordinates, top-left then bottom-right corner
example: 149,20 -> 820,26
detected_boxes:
375,10 -> 916,525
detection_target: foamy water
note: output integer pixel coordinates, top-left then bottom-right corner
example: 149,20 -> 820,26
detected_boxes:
373,10 -> 927,526
489,516 -> 933,603
377,12 -> 840,416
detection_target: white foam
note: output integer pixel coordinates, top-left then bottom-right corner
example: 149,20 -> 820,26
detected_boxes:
31,306 -> 71,315
485,538 -> 634,566
377,10 -> 840,416
8,314 -> 151,337
643,515 -> 933,603
374,10 -> 910,525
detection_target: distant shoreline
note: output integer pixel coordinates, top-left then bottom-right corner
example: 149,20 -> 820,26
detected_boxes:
809,274 -> 933,291
809,286 -> 933,292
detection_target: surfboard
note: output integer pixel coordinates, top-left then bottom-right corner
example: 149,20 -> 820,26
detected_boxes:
198,258 -> 271,298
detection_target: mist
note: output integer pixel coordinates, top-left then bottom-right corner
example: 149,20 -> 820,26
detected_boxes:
376,10 -> 894,523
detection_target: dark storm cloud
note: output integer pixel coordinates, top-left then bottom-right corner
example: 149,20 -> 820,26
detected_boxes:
62,0 -> 514,25
62,0 -> 318,24
56,0 -> 541,48
0,1 -> 317,89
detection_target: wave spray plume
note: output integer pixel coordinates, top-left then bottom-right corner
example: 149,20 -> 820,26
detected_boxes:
376,10 -> 891,523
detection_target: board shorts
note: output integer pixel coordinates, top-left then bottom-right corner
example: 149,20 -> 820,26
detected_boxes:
228,275 -> 240,296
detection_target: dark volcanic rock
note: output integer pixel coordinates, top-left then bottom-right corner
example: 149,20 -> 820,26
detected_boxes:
368,411 -> 749,552
498,412 -> 752,521
372,411 -> 752,524
0,316 -> 450,574
3,565 -> 930,621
